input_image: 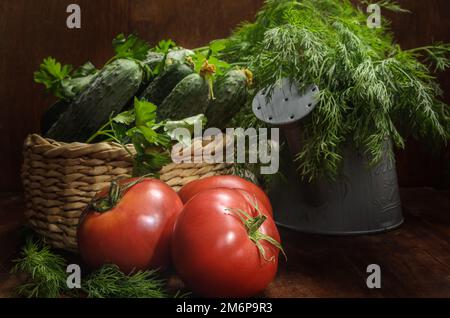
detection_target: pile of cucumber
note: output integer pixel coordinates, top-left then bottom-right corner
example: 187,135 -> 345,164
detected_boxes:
37,35 -> 252,143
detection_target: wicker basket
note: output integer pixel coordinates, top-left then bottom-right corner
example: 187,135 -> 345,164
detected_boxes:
21,134 -> 231,252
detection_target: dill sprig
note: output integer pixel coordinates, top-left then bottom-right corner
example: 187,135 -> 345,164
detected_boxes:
83,265 -> 167,298
12,239 -> 177,298
223,0 -> 450,181
11,238 -> 67,298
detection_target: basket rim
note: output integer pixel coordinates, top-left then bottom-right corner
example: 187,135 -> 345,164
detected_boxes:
24,134 -> 135,159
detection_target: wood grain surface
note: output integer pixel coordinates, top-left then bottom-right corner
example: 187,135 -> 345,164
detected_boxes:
1,188 -> 449,298
0,0 -> 449,192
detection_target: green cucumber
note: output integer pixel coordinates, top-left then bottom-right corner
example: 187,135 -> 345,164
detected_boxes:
144,52 -> 164,70
41,100 -> 69,135
157,73 -> 209,121
205,69 -> 250,129
60,72 -> 97,101
140,62 -> 193,106
165,49 -> 194,66
41,64 -> 98,135
46,59 -> 143,142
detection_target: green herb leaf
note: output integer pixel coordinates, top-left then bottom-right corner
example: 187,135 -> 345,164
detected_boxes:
113,33 -> 151,62
154,39 -> 177,54
130,130 -> 171,175
35,58 -> 98,101
90,97 -> 174,175
83,265 -> 168,298
361,0 -> 411,13
133,151 -> 172,176
60,73 -> 97,100
13,238 -> 181,298
134,97 -> 157,127
408,42 -> 450,72
11,238 -> 68,298
164,114 -> 207,146
135,126 -> 160,144
113,110 -> 136,125
224,0 -> 450,182
72,61 -> 97,77
34,57 -> 73,99
209,39 -> 228,54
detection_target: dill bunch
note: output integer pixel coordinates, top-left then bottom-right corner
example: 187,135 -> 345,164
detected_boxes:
83,265 -> 167,298
12,238 -> 175,298
11,238 -> 67,298
223,0 -> 450,181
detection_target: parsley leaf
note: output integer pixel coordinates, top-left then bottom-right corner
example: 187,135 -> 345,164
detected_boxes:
209,39 -> 228,54
34,57 -> 73,99
134,97 -> 157,127
164,114 -> 207,146
113,33 -> 151,62
153,39 -> 177,55
34,58 -> 98,100
72,61 -> 97,77
90,97 -> 205,176
112,110 -> 135,126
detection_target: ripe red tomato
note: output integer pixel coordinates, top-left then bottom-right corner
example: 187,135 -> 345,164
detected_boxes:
172,188 -> 283,298
78,178 -> 183,273
178,175 -> 273,216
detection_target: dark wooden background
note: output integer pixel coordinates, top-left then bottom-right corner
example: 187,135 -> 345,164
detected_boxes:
0,0 -> 449,192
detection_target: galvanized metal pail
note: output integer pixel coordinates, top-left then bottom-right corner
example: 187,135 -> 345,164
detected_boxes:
269,141 -> 403,235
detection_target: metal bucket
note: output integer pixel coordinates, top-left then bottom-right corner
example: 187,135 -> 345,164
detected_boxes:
252,78 -> 403,235
269,141 -> 404,235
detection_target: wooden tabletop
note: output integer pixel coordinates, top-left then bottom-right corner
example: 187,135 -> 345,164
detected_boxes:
1,188 -> 449,298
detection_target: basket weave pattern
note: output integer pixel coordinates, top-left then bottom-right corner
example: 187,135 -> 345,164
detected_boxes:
21,134 -> 230,251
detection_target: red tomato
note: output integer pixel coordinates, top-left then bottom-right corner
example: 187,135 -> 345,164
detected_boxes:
178,175 -> 273,216
78,178 -> 183,273
172,188 -> 283,298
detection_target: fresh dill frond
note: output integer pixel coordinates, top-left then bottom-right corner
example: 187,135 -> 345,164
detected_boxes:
223,0 -> 450,181
12,238 -> 179,298
11,238 -> 67,298
83,265 -> 168,298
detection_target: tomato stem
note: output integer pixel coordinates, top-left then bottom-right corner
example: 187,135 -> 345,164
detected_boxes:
89,175 -> 152,213
246,215 -> 267,234
227,200 -> 287,262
